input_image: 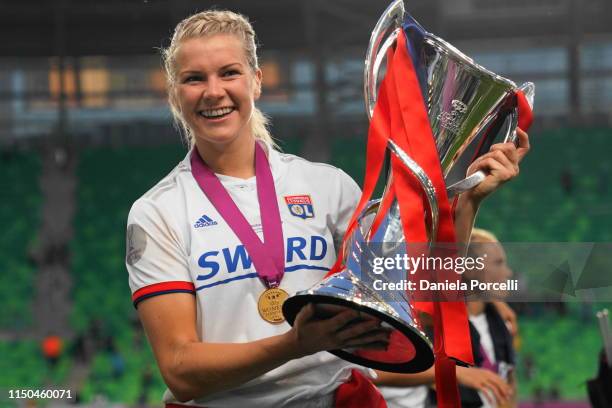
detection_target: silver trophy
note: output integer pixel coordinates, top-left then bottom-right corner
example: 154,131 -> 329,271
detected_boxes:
283,0 -> 535,373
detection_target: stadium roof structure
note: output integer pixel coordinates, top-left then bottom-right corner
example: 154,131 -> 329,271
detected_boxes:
2,0 -> 612,145
2,0 -> 611,58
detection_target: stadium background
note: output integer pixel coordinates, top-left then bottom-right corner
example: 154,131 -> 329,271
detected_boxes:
1,0 -> 611,406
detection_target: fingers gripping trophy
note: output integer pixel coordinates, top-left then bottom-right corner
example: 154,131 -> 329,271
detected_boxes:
283,0 -> 534,379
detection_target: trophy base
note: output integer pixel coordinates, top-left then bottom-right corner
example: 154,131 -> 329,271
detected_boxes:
282,271 -> 434,373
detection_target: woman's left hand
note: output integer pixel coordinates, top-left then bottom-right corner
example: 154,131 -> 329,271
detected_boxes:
463,128 -> 530,204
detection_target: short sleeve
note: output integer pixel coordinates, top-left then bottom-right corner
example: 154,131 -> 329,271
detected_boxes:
126,198 -> 195,308
331,169 -> 362,248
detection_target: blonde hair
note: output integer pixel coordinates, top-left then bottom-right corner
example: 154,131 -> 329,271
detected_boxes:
470,228 -> 499,244
161,10 -> 273,148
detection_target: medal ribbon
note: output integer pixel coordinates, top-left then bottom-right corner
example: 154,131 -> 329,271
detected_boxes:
190,142 -> 285,288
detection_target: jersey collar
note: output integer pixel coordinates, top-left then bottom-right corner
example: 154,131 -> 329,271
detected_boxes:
183,140 -> 283,186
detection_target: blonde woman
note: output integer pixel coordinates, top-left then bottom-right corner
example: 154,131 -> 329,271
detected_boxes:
125,9 -> 529,408
127,10 -> 389,408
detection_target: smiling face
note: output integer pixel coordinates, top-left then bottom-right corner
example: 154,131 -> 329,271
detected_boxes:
174,34 -> 262,150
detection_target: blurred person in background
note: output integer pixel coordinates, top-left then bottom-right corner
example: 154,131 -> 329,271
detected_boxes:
125,8 -> 529,408
374,228 -> 518,408
417,228 -> 518,408
455,228 -> 518,408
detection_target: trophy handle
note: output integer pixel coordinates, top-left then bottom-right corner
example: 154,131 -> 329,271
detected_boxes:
364,0 -> 404,119
447,82 -> 535,198
446,172 -> 486,198
341,141 -> 439,277
506,82 -> 536,145
519,82 -> 536,109
386,140 -> 439,242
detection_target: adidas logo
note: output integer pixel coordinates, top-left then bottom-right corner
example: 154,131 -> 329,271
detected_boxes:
194,214 -> 218,228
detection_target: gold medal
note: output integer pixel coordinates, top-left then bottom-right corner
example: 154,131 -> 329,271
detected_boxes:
258,287 -> 289,324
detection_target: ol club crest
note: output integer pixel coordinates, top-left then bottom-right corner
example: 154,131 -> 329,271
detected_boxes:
284,195 -> 314,219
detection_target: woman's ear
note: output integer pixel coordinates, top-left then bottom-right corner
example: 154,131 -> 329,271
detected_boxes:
254,69 -> 263,100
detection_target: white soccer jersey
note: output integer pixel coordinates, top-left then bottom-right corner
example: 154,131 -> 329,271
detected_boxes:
126,142 -> 372,407
379,385 -> 428,408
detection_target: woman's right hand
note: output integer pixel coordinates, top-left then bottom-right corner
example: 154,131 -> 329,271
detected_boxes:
286,303 -> 391,358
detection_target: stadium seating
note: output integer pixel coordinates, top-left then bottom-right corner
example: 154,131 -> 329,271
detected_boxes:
70,144 -> 185,335
477,127 -> 612,242
71,144 -> 186,403
518,312 -> 601,400
0,152 -> 40,330
0,339 -> 71,402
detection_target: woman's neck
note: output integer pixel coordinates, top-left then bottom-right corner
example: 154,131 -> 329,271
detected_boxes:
195,138 -> 257,179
